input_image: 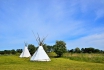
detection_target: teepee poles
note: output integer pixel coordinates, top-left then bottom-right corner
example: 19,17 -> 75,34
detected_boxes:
30,31 -> 51,61
32,31 -> 48,46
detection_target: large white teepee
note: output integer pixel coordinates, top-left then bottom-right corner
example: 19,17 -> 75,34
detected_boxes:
30,46 -> 50,61
30,33 -> 51,61
20,43 -> 31,58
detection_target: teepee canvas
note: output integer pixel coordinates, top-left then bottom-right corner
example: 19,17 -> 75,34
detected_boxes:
20,43 -> 31,58
30,33 -> 51,61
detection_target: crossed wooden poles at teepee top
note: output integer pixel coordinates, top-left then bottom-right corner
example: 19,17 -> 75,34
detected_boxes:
32,31 -> 48,46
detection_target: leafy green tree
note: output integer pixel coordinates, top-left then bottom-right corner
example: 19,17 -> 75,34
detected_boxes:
53,41 -> 67,57
4,50 -> 11,54
11,49 -> 16,54
69,49 -> 74,53
47,45 -> 53,52
0,51 -> 4,55
43,44 -> 53,52
81,48 -> 85,53
80,47 -> 101,53
94,49 -> 100,53
75,47 -> 80,53
28,44 -> 36,55
16,49 -> 22,53
43,44 -> 48,52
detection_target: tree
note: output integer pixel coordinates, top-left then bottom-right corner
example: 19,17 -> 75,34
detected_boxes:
16,49 -> 22,53
68,49 -> 74,53
0,51 -> 4,55
11,49 -> 16,54
75,47 -> 80,53
94,49 -> 100,53
4,50 -> 11,54
28,44 -> 36,55
47,45 -> 53,52
53,40 -> 67,57
43,44 -> 53,52
80,47 -> 101,53
81,48 -> 85,53
43,44 -> 48,52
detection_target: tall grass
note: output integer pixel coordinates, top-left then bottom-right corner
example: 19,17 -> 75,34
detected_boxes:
63,53 -> 104,63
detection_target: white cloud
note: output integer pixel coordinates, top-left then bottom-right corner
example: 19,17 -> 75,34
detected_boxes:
67,33 -> 104,50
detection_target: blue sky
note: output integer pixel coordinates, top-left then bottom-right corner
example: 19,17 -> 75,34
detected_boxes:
0,0 -> 104,50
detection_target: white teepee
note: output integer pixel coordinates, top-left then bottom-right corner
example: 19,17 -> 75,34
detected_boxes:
30,33 -> 51,61
20,43 -> 31,58
30,46 -> 50,61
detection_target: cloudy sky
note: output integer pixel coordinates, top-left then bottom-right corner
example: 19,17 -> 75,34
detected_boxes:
0,0 -> 104,50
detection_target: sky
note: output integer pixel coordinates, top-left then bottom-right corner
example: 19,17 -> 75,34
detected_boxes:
0,0 -> 104,50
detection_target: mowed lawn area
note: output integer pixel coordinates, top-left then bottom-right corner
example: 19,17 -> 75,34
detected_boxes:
0,55 -> 104,70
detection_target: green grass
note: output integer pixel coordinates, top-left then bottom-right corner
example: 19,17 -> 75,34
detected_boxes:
63,53 -> 104,63
0,55 -> 104,70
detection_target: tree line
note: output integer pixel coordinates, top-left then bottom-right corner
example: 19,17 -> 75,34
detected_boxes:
68,47 -> 104,53
0,49 -> 22,55
0,41 -> 104,57
0,40 -> 67,57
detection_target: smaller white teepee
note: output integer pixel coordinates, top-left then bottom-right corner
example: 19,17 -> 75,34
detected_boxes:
20,43 -> 31,58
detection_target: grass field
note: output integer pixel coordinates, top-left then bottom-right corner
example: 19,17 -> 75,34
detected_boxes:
0,54 -> 104,70
63,53 -> 104,63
